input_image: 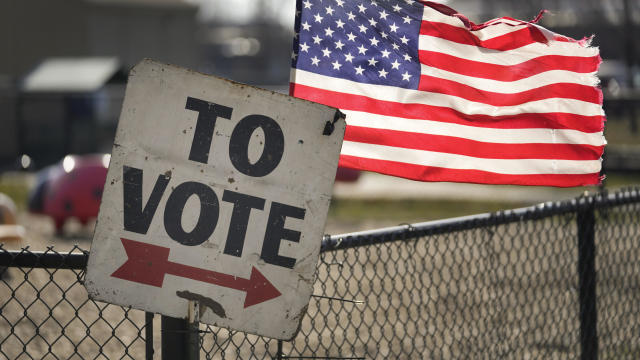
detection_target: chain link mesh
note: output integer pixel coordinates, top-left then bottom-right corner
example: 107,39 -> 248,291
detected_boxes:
0,247 -> 147,359
0,187 -> 638,359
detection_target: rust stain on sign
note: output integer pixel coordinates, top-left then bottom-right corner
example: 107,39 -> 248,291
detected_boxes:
176,290 -> 227,318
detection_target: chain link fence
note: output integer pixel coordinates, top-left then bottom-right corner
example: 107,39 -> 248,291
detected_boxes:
1,187 -> 639,359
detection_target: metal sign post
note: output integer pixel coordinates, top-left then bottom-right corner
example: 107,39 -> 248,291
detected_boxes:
85,59 -> 345,340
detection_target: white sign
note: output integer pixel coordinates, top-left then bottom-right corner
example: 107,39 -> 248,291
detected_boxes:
85,59 -> 345,340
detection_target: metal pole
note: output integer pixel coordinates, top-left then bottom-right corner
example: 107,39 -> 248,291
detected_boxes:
15,93 -> 24,158
623,0 -> 638,133
577,201 -> 598,360
161,315 -> 188,360
187,300 -> 200,360
277,340 -> 283,360
145,312 -> 154,360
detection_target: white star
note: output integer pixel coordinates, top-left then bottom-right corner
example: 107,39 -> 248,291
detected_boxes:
347,11 -> 356,21
311,56 -> 320,66
393,4 -> 402,12
390,59 -> 401,70
379,10 -> 389,20
344,53 -> 354,62
335,19 -> 345,28
380,31 -> 388,39
301,21 -> 311,31
324,27 -> 334,37
403,53 -> 412,61
389,23 -> 398,32
369,37 -> 379,46
403,15 -> 412,24
402,71 -> 412,81
368,57 -> 378,66
325,6 -> 335,15
321,47 -> 332,57
392,43 -> 400,50
358,4 -> 367,13
399,35 -> 409,44
303,0 -> 312,9
291,51 -> 297,60
371,1 -> 378,7
368,18 -> 378,27
380,49 -> 391,58
336,0 -> 345,7
358,24 -> 368,33
404,0 -> 412,3
347,32 -> 357,41
334,40 -> 345,50
300,42 -> 310,52
357,44 -> 368,54
378,68 -> 388,78
312,35 -> 323,44
314,13 -> 324,23
354,65 -> 365,75
294,32 -> 299,39
332,60 -> 342,70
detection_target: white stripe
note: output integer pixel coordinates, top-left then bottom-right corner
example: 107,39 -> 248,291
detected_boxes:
341,141 -> 601,175
291,69 -> 605,117
421,6 -> 467,28
420,65 -> 599,93
343,110 -> 605,146
422,6 -> 543,41
418,35 -> 598,65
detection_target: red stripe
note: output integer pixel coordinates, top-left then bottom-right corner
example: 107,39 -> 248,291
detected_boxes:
419,51 -> 601,82
345,126 -> 604,160
339,155 -> 601,187
290,83 -> 605,133
418,75 -> 602,106
420,21 -> 547,51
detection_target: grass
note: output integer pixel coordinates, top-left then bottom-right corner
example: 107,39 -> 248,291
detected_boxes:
605,117 -> 640,146
328,198 -> 530,225
603,172 -> 640,187
0,175 -> 30,211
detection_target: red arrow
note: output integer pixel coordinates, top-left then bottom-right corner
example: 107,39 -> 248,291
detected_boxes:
111,238 -> 281,308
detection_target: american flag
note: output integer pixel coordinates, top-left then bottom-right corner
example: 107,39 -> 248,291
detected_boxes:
289,0 -> 606,187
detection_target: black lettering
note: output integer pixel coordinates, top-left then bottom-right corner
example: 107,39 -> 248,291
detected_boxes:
229,114 -> 284,177
261,202 -> 305,269
164,182 -> 219,246
123,166 -> 169,234
185,97 -> 233,164
221,190 -> 265,257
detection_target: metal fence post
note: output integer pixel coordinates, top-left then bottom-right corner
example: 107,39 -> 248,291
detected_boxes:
161,315 -> 188,360
187,301 -> 200,360
145,312 -> 154,360
577,200 -> 598,360
277,340 -> 283,360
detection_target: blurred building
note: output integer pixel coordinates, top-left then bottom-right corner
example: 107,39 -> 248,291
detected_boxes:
199,22 -> 292,88
0,0 -> 199,168
1,0 -> 638,170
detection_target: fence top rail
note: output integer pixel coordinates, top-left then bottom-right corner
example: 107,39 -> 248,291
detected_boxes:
321,186 -> 640,252
0,187 -> 638,266
0,246 -> 88,270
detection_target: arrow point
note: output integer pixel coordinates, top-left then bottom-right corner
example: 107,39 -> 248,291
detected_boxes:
244,267 -> 282,308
